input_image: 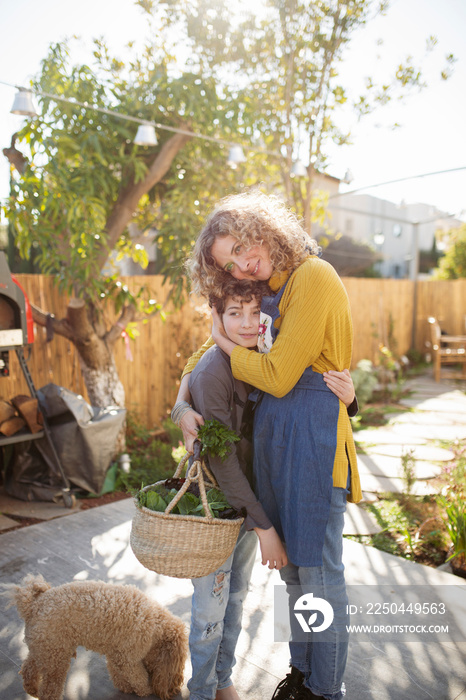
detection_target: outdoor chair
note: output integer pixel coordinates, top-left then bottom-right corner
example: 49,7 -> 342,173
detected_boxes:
427,316 -> 466,382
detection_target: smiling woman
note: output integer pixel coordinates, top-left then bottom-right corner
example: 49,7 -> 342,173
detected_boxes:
211,235 -> 274,280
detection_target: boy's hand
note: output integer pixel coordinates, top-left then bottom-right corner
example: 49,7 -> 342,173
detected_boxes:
254,527 -> 288,570
180,409 -> 204,454
322,368 -> 355,407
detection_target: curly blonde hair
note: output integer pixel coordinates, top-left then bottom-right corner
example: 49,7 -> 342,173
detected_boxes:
188,190 -> 320,298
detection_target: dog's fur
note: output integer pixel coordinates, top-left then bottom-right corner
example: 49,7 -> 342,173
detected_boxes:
5,574 -> 188,700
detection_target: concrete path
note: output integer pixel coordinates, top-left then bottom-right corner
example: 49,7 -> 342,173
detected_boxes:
1,371 -> 466,700
0,498 -> 465,700
346,372 -> 466,537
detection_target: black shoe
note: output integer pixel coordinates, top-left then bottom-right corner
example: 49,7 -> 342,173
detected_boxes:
272,667 -> 304,700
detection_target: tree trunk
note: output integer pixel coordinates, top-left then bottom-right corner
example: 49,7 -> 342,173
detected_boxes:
79,355 -> 126,409
32,298 -> 135,455
78,351 -> 127,455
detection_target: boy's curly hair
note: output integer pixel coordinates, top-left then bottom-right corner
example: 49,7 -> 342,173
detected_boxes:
209,279 -> 272,315
188,189 -> 320,299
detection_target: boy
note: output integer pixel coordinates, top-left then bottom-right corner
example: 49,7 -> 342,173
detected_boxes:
182,278 -> 287,700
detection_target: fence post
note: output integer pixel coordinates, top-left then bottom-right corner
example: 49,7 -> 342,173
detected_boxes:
410,221 -> 420,348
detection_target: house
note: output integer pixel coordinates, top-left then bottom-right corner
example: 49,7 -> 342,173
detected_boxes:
324,193 -> 462,278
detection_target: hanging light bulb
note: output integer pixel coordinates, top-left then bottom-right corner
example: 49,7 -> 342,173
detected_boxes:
10,89 -> 38,118
291,160 -> 308,177
227,145 -> 247,168
134,124 -> 158,146
342,168 -> 353,185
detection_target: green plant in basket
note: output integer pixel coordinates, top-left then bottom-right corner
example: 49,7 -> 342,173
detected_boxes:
137,483 -> 235,519
135,419 -> 243,520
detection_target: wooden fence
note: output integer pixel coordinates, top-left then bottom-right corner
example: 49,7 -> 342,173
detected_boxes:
2,275 -> 466,428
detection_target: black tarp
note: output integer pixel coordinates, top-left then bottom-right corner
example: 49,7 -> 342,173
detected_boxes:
3,384 -> 126,501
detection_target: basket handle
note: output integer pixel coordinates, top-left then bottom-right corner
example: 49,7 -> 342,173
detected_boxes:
164,441 -> 218,519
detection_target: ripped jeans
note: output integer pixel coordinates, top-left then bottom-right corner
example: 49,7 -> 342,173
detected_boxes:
188,524 -> 258,700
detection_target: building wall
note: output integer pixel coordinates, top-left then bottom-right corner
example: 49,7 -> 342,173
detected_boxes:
326,194 -> 462,279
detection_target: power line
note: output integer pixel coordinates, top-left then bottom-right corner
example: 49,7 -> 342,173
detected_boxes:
3,79 -> 466,195
329,166 -> 466,199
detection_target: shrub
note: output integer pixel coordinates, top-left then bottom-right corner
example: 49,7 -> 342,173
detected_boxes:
350,359 -> 378,408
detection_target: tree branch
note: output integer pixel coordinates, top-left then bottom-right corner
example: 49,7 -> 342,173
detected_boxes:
105,305 -> 137,348
97,131 -> 191,271
31,302 -> 76,341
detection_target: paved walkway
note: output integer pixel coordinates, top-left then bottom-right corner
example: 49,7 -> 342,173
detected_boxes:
344,372 -> 466,537
0,372 -> 466,700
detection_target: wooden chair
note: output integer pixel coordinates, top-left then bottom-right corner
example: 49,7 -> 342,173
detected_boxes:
427,317 -> 466,382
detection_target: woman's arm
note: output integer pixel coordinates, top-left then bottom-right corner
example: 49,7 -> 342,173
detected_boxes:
181,336 -> 215,378
225,259 -> 354,397
212,262 -> 356,403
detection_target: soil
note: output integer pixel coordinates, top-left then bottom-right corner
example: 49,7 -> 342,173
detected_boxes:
77,491 -> 131,510
0,491 -> 131,535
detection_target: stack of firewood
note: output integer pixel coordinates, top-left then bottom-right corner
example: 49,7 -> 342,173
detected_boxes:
0,396 -> 43,437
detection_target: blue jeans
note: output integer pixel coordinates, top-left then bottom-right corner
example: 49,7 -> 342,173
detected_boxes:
279,485 -> 349,700
188,525 -> 258,700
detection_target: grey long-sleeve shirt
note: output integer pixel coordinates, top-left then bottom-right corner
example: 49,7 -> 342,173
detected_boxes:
188,345 -> 272,531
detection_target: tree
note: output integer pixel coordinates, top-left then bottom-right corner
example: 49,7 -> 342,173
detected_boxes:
433,224 -> 466,279
151,0 -> 454,232
3,0 -> 452,424
3,38 -> 245,417
419,236 -> 443,274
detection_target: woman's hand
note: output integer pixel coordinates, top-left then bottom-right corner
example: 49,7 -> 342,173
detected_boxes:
211,306 -> 237,357
254,526 -> 288,570
322,368 -> 355,407
180,409 -> 204,454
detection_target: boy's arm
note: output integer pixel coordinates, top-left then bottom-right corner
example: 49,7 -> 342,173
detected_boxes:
173,374 -> 204,453
173,337 -> 215,452
254,527 -> 288,569
189,369 -> 273,533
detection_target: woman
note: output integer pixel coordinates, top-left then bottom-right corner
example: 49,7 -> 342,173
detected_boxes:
174,190 -> 361,700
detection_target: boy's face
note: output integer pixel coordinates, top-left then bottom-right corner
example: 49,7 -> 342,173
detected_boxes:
222,295 -> 260,348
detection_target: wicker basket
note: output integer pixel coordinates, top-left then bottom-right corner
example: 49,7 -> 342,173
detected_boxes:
130,449 -> 244,579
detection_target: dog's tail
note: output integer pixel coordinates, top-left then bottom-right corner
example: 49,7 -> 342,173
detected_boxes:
1,573 -> 51,621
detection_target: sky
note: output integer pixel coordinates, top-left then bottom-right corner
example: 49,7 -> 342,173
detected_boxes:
0,0 -> 465,222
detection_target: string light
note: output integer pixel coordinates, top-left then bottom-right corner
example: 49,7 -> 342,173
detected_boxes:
2,80 -> 282,164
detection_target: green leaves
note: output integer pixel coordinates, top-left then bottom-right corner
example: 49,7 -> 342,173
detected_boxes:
433,224 -> 466,280
145,489 -> 168,511
137,483 -> 233,518
197,419 -> 241,461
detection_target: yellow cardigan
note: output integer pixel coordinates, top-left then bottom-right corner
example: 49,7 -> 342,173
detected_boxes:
183,256 -> 362,503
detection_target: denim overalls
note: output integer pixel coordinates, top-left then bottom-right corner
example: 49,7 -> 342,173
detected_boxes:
252,279 -> 342,568
253,278 -> 350,700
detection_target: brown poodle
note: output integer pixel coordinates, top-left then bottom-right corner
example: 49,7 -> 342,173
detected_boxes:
5,573 -> 188,700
